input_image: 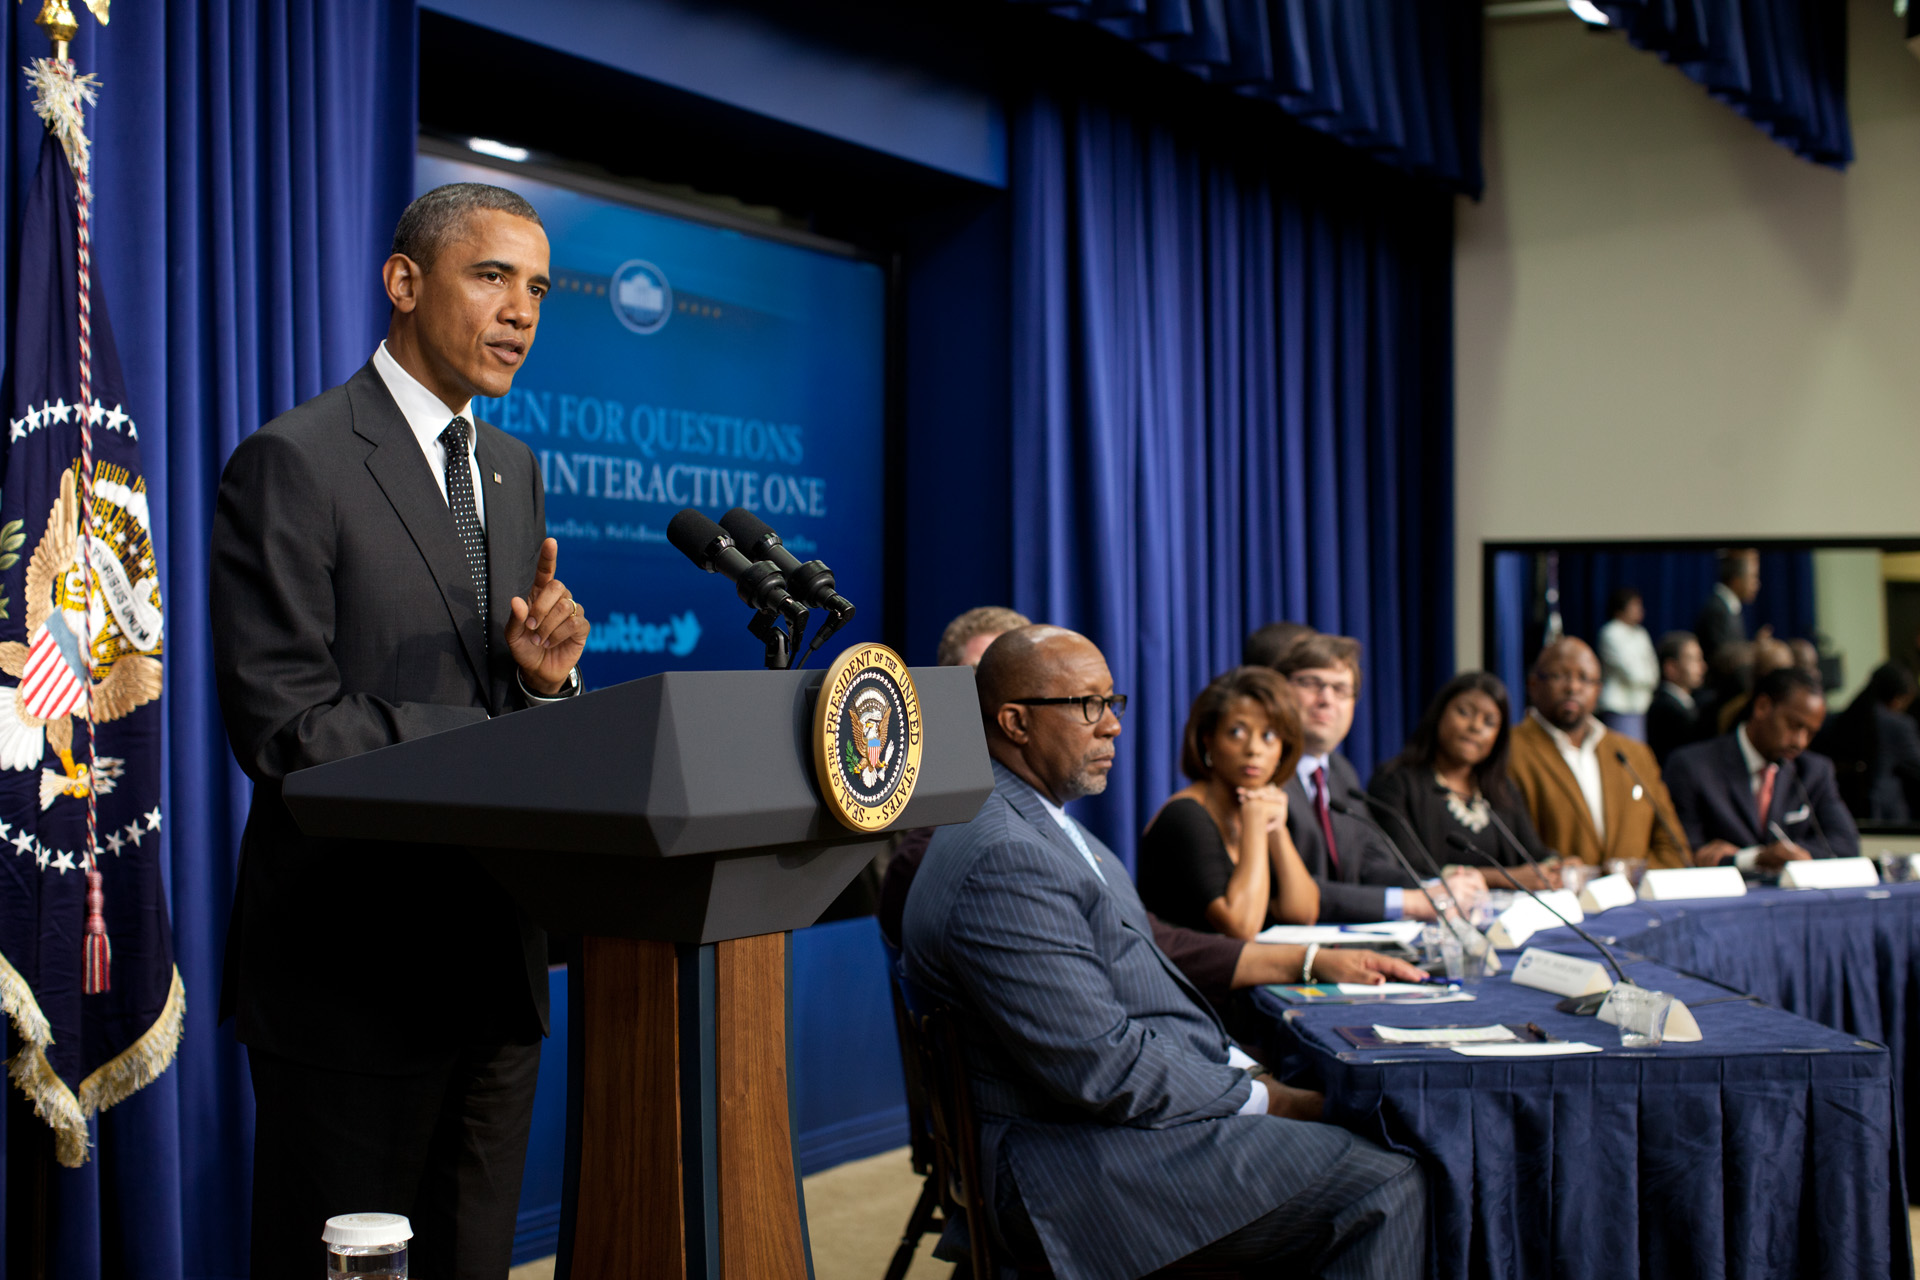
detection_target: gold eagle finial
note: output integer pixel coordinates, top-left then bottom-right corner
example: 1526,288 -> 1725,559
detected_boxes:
23,0 -> 109,60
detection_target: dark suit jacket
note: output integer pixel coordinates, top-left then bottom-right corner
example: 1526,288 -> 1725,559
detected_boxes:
903,762 -> 1369,1280
211,362 -> 551,1071
1284,753 -> 1416,921
1694,589 -> 1747,664
1647,686 -> 1705,766
1663,734 -> 1860,859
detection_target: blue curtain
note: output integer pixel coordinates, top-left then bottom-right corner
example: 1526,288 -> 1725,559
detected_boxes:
1485,547 -> 1820,718
1596,0 -> 1852,168
1011,92 -> 1453,873
0,4 -> 415,1278
1011,0 -> 1485,194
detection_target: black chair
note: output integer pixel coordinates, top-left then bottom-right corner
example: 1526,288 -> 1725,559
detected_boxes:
878,933 -> 955,1280
880,936 -> 1241,1279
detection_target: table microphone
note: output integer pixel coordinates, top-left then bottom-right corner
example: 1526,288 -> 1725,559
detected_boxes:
1444,833 -> 1633,996
1613,749 -> 1694,863
666,508 -> 807,623
1326,798 -> 1484,959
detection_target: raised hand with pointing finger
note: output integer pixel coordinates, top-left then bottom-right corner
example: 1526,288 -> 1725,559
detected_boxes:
506,536 -> 590,694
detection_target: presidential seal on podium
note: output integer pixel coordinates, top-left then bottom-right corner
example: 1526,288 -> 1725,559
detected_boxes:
815,642 -> 923,831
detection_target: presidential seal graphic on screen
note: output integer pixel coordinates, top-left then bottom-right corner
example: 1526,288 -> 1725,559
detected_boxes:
815,642 -> 922,832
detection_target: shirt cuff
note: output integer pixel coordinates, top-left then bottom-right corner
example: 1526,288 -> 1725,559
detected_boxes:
1382,887 -> 1404,919
517,666 -> 582,704
1733,846 -> 1762,872
1238,1078 -> 1268,1118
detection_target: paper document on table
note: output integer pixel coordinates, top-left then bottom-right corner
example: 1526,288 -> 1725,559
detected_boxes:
1336,982 -> 1434,995
1451,1042 -> 1604,1057
1257,925 -> 1366,945
1341,922 -> 1427,947
1372,1024 -> 1518,1044
1256,922 -> 1426,947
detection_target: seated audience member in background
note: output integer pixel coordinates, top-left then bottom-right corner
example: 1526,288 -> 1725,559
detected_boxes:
1814,662 -> 1920,822
1507,638 -> 1690,869
1137,668 -> 1320,938
1243,619 -> 1314,669
1647,631 -> 1709,765
1716,636 -> 1794,734
1666,666 -> 1859,869
881,608 -> 1300,1017
1370,672 -> 1556,889
1274,634 -> 1441,920
1596,588 -> 1659,742
1696,547 -> 1763,674
903,625 -> 1426,1280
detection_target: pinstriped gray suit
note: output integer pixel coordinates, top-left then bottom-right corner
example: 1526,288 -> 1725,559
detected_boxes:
903,761 -> 1424,1280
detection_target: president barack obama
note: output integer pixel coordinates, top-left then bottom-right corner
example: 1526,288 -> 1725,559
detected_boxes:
212,183 -> 588,1277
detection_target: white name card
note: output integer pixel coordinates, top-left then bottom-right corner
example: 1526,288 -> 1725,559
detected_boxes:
1509,948 -> 1612,998
1596,989 -> 1704,1043
1578,873 -> 1638,914
1638,866 -> 1748,901
1538,889 -> 1585,924
1779,857 -> 1882,890
1484,890 -> 1584,949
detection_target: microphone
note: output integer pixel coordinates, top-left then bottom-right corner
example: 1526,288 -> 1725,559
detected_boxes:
1444,832 -> 1632,994
1430,781 -> 1556,888
1613,749 -> 1694,865
718,509 -> 856,623
1326,798 -> 1483,960
1348,790 -> 1447,880
666,508 -> 807,623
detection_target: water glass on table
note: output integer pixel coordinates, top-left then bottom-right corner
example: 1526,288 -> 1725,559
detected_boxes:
1609,986 -> 1674,1048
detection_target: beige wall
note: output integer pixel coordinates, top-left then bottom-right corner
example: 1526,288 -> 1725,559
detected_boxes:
1455,0 -> 1920,668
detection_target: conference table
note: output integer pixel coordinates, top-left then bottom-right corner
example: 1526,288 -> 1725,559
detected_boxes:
1528,882 -> 1920,1193
1254,953 -> 1909,1280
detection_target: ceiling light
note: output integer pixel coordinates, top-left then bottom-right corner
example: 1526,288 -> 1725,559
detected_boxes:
467,137 -> 529,163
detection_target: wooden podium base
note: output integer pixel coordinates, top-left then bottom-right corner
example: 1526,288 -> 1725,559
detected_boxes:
558,935 -> 811,1279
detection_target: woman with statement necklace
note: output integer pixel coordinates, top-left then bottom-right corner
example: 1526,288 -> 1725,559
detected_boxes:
1137,667 -> 1320,938
1370,672 -> 1558,892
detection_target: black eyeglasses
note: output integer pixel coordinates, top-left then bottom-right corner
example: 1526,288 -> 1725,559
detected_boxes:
1011,694 -> 1128,724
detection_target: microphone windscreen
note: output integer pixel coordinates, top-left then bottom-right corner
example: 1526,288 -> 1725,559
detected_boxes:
667,508 -> 725,564
719,507 -> 776,548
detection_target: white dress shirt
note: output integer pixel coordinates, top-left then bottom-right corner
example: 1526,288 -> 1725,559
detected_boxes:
1597,620 -> 1660,715
373,340 -> 486,531
1716,582 -> 1743,619
1660,681 -> 1696,712
1531,709 -> 1608,839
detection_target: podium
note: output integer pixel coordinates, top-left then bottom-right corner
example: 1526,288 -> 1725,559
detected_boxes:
283,665 -> 993,1278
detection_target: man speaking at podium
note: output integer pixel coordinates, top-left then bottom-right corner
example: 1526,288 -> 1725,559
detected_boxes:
210,184 -> 589,1277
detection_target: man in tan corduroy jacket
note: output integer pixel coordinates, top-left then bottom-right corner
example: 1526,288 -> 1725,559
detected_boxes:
1507,638 -> 1691,870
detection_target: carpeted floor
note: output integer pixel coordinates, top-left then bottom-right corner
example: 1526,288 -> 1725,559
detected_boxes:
512,1164 -> 1920,1278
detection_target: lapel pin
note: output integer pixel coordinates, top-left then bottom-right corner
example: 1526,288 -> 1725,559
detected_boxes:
492,471 -> 503,484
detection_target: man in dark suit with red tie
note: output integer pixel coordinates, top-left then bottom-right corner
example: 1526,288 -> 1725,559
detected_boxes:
211,183 -> 590,1277
1270,634 -> 1458,921
1665,666 -> 1859,871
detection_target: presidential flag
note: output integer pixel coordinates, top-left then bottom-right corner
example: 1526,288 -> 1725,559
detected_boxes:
0,57 -> 177,1168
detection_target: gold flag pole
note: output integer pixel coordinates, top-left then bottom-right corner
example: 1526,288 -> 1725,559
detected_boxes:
33,0 -> 79,59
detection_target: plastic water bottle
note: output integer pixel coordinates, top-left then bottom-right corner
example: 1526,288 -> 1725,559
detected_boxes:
323,1212 -> 410,1277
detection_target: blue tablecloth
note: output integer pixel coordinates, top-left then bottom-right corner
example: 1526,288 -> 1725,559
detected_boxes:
1253,962 -> 1906,1280
1529,882 -> 1920,1195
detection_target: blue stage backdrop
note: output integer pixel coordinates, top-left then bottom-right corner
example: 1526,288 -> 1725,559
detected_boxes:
418,153 -> 889,681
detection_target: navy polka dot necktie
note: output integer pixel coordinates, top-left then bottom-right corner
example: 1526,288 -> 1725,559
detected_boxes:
440,417 -> 489,643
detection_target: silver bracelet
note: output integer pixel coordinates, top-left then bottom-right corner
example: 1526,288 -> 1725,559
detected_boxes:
1302,942 -> 1321,985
